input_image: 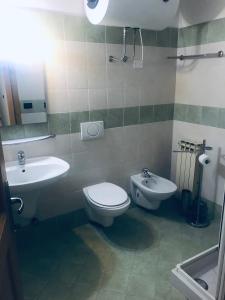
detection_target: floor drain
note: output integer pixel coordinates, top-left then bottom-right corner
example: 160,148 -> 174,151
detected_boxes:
194,278 -> 209,290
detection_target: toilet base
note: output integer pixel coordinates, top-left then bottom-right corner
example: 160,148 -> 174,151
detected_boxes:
85,203 -> 114,227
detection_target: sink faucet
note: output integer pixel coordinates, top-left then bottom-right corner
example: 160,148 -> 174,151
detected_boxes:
142,168 -> 152,178
17,150 -> 25,165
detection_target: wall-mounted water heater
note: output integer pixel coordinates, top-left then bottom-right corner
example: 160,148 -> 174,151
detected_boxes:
84,0 -> 179,30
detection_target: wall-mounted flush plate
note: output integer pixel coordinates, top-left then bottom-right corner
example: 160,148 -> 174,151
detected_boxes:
80,121 -> 104,141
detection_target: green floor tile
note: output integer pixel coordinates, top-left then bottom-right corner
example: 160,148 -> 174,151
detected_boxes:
18,206 -> 220,300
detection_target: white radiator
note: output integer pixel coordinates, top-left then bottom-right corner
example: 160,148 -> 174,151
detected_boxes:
175,140 -> 201,200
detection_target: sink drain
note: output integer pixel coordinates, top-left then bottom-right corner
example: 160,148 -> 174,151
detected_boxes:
194,278 -> 209,290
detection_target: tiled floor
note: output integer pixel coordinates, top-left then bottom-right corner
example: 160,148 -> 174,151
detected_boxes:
16,202 -> 220,300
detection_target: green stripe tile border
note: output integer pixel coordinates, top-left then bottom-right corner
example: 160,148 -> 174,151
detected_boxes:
174,103 -> 225,129
63,12 -> 225,47
65,16 -> 177,47
64,15 -> 177,47
4,104 -> 225,141
178,17 -> 225,47
43,10 -> 225,48
40,9 -> 225,48
0,104 -> 174,140
32,9 -> 177,48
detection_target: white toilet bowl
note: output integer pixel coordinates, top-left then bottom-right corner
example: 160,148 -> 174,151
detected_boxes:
130,173 -> 177,210
83,182 -> 130,227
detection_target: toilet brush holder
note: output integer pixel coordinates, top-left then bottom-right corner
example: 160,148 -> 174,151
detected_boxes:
187,199 -> 210,228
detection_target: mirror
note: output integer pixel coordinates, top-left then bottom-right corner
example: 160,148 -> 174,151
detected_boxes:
0,61 -> 48,127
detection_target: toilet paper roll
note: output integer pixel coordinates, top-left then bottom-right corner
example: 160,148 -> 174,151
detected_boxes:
84,0 -> 179,30
199,154 -> 211,166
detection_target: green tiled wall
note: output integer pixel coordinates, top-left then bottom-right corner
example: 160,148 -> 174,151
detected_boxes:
0,10 -> 177,141
42,11 -> 225,48
174,103 -> 225,129
176,17 -> 225,128
5,103 -> 225,140
5,12 -> 225,141
1,104 -> 174,140
63,16 -> 177,47
178,17 -> 225,47
32,10 -> 178,47
38,10 -> 225,48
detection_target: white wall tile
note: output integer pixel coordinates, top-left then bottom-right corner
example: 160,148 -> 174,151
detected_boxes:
89,88 -> 107,110
106,44 -> 126,88
65,41 -> 87,67
68,89 -> 89,112
107,88 -> 124,109
47,89 -> 69,113
176,41 -> 225,107
70,132 -> 89,153
124,85 -> 141,107
65,41 -> 88,89
3,144 -> 29,162
86,42 -> 106,66
45,41 -> 67,90
53,134 -> 72,156
87,66 -> 107,89
25,138 -> 55,158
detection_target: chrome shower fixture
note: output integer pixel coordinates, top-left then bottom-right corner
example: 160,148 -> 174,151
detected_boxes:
121,27 -> 129,62
109,27 -> 130,63
108,27 -> 144,65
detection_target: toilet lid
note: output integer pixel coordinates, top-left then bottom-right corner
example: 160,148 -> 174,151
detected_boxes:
87,182 -> 128,207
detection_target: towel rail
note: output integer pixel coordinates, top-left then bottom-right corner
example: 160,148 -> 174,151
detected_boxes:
168,50 -> 224,61
2,134 -> 56,145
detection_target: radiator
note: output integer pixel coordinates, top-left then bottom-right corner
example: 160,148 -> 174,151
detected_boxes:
175,140 -> 202,200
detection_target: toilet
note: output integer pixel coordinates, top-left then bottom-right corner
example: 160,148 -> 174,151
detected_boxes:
130,173 -> 177,210
83,182 -> 130,227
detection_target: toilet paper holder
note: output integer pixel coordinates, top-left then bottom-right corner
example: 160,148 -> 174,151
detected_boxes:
201,140 -> 213,153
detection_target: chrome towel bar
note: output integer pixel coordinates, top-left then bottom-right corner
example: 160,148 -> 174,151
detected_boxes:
168,50 -> 224,60
2,134 -> 56,145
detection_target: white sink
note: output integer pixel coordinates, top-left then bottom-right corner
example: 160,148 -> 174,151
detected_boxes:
6,156 -> 70,193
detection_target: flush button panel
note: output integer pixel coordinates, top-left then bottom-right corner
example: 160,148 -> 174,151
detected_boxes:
80,121 -> 104,141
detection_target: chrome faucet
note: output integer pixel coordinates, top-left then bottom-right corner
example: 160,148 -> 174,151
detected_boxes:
142,168 -> 152,178
17,150 -> 25,165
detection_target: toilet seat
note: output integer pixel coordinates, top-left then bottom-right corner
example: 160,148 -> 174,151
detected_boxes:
85,182 -> 129,208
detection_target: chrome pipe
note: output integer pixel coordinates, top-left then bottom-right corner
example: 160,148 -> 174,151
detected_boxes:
10,197 -> 24,215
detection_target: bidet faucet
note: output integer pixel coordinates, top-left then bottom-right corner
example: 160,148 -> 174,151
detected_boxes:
142,168 -> 152,178
17,150 -> 25,165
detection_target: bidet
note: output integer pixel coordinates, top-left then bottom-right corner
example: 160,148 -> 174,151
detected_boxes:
130,172 -> 177,210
